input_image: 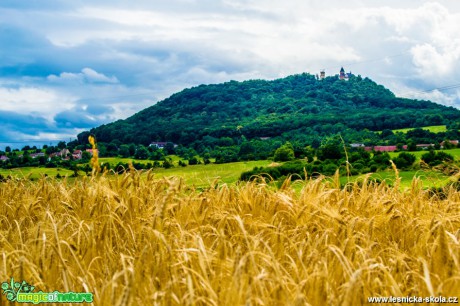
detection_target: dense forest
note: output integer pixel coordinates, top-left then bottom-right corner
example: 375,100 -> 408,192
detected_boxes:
78,73 -> 460,150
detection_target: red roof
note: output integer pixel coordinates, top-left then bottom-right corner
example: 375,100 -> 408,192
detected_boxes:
374,146 -> 397,152
365,145 -> 407,152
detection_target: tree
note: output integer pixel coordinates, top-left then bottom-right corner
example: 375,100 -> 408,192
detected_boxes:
421,150 -> 454,166
238,142 -> 255,160
134,145 -> 149,160
407,141 -> 417,152
106,142 -> 119,156
163,159 -> 173,169
57,141 -> 67,149
164,142 -> 176,155
5,146 -> 11,153
46,146 -> 56,155
381,129 -> 394,138
81,151 -> 91,162
394,152 -> 416,170
128,143 -> 136,156
119,145 -> 131,158
442,140 -> 454,149
317,137 -> 343,161
274,143 -> 295,162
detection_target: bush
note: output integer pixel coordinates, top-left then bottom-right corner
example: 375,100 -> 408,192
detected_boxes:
421,150 -> 454,166
274,143 -> 295,162
163,160 -> 173,169
394,152 -> 416,170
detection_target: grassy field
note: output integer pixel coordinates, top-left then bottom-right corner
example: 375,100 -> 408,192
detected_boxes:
0,167 -> 81,180
388,148 -> 460,160
98,157 -> 454,189
99,157 -> 157,165
1,172 -> 459,305
99,155 -> 210,167
4,149 -> 460,189
341,169 -> 451,189
391,125 -> 447,134
149,160 -> 271,186
97,157 -> 271,186
1,156 -> 456,189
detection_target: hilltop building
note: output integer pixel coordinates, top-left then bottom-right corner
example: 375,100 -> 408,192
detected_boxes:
320,70 -> 325,80
339,67 -> 346,80
339,67 -> 353,81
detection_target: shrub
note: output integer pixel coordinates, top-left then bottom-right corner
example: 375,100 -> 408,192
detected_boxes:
394,152 -> 416,170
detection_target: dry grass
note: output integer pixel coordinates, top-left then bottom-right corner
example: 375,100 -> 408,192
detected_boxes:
1,171 -> 460,305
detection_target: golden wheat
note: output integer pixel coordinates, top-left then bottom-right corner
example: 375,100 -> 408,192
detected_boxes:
1,172 -> 459,305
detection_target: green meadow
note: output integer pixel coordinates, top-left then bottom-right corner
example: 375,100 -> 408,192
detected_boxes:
140,160 -> 272,186
388,148 -> 460,160
0,167 -> 80,180
2,150 -> 459,189
340,169 -> 451,189
391,125 -> 447,134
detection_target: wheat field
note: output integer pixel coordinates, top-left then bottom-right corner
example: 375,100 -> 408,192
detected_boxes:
1,171 -> 460,305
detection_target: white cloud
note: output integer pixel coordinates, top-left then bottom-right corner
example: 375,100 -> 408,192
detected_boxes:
0,86 -> 75,120
2,0 -> 460,144
47,68 -> 119,84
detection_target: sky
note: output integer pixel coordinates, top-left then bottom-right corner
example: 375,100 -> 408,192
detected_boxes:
1,0 -> 460,149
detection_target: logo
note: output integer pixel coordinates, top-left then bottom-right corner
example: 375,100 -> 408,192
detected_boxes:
1,278 -> 93,304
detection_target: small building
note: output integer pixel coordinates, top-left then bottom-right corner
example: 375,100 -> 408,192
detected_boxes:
319,70 -> 326,80
350,143 -> 365,148
58,149 -> 70,157
440,140 -> 458,148
374,146 -> 398,152
339,67 -> 353,81
72,150 -> 82,160
149,142 -> 168,149
365,145 -> 407,152
416,144 -> 435,150
339,67 -> 346,80
0,155 -> 9,162
30,152 -> 45,159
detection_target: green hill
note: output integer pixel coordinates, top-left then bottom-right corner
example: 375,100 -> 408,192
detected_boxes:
78,73 -> 460,146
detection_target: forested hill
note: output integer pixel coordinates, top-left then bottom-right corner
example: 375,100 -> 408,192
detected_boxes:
78,73 -> 460,146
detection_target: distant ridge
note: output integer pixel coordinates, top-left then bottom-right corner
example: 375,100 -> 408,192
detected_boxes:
78,73 -> 460,146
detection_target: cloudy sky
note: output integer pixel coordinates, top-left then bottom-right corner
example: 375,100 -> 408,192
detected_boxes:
1,0 -> 460,149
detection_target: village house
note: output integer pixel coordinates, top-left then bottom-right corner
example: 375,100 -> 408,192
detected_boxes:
0,155 -> 9,162
30,152 -> 45,159
149,142 -> 168,149
416,144 -> 435,150
48,149 -> 72,160
149,142 -> 178,149
365,145 -> 407,152
72,150 -> 82,160
440,140 -> 459,148
59,149 -> 71,157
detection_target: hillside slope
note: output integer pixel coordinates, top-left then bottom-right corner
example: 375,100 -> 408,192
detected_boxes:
78,73 -> 460,145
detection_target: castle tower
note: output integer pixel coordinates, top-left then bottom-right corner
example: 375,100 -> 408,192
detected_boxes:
320,70 -> 325,80
339,67 -> 345,80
